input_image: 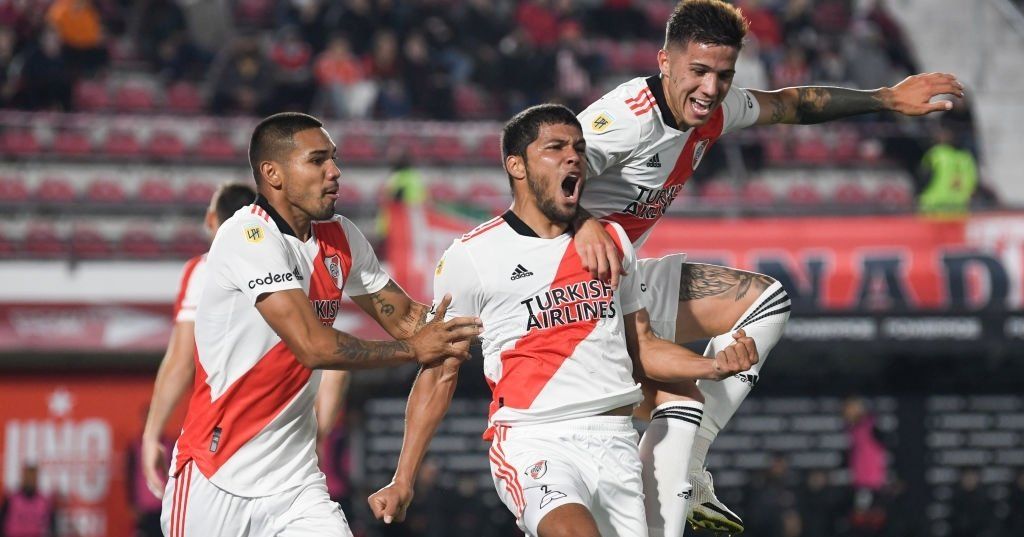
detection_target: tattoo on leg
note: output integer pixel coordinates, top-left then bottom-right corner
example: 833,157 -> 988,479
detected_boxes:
679,264 -> 775,302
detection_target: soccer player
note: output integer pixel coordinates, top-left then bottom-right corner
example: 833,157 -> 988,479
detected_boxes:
571,1 -> 964,534
141,181 -> 256,500
368,104 -> 758,537
160,112 -> 482,537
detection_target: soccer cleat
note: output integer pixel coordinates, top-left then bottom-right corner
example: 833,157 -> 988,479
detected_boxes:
686,468 -> 744,534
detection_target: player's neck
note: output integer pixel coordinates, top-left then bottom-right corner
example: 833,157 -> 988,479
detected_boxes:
510,203 -> 569,239
660,76 -> 691,130
259,193 -> 312,241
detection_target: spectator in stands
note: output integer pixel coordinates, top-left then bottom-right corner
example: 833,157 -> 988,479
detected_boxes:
843,397 -> 888,509
916,124 -> 978,215
949,468 -> 995,537
45,0 -> 108,76
865,0 -> 920,74
1005,468 -> 1024,534
771,44 -> 811,88
368,30 -> 410,118
842,21 -> 899,91
208,34 -> 271,115
744,454 -> 800,537
314,35 -> 377,119
553,21 -> 598,112
268,26 -> 315,113
136,0 -> 209,81
0,464 -> 56,537
0,26 -> 15,107
402,31 -> 454,120
797,469 -> 842,537
6,26 -> 72,111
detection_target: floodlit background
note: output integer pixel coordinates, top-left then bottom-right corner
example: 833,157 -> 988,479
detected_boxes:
1,0 -> 1023,536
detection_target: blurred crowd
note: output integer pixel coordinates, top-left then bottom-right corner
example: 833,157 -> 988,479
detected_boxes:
0,0 -> 927,122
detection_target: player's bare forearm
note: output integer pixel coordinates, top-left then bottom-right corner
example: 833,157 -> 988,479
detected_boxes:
391,358 -> 462,486
572,206 -> 596,231
316,370 -> 351,440
754,86 -> 887,125
143,322 -> 196,441
324,332 -> 415,369
352,280 -> 428,340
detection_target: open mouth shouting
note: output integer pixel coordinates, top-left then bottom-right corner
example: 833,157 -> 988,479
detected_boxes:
560,173 -> 582,203
690,96 -> 714,119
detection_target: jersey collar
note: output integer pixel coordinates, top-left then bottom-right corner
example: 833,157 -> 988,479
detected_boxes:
646,75 -> 685,132
255,195 -> 299,238
501,210 -> 540,238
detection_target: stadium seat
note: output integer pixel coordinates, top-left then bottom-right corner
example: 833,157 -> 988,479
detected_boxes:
453,84 -> 494,120
792,138 -> 831,164
119,228 -> 163,259
0,228 -> 16,257
24,225 -> 66,258
2,129 -> 42,157
73,79 -> 111,111
874,182 -> 913,208
146,130 -> 187,160
137,178 -> 178,204
338,133 -> 378,164
166,82 -> 204,114
0,176 -> 29,203
832,128 -> 860,163
700,181 -> 739,204
170,227 -> 208,258
427,182 -> 461,204
475,135 -> 502,164
34,176 -> 77,203
115,84 -> 156,113
85,178 -> 128,204
70,226 -> 113,258
179,181 -> 217,206
786,183 -> 823,205
833,183 -> 869,205
194,132 -> 238,162
763,136 -> 788,164
465,182 -> 506,213
741,181 -> 776,206
51,130 -> 93,158
334,183 -> 363,206
425,134 -> 468,163
103,130 -> 142,158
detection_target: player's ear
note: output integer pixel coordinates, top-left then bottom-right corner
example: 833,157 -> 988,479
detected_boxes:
505,155 -> 526,181
658,48 -> 670,79
260,161 -> 283,189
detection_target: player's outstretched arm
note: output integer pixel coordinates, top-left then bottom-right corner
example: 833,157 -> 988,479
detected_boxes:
141,320 -> 197,498
572,208 -> 626,289
350,280 -> 430,340
256,289 -> 480,370
750,72 -> 964,126
369,356 -> 463,524
625,308 -> 758,382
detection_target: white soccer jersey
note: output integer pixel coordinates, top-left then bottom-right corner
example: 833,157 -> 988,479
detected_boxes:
578,76 -> 760,246
434,212 -> 645,439
174,198 -> 389,497
173,254 -> 206,323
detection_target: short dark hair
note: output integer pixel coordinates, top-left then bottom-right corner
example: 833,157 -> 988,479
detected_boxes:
248,112 -> 323,184
665,0 -> 748,50
501,104 -> 581,181
212,181 -> 257,224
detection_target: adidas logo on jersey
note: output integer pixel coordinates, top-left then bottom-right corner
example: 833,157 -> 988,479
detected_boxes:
510,264 -> 534,280
645,154 -> 662,168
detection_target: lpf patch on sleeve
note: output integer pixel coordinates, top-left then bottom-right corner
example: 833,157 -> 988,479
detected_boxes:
590,111 -> 614,133
244,225 -> 265,243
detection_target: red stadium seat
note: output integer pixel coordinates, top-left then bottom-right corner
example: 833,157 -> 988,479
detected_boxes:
170,227 -> 208,258
427,134 -> 468,163
146,131 -> 187,160
70,226 -> 113,258
137,178 -> 178,204
833,183 -> 869,205
2,129 -> 41,157
166,82 -> 203,114
792,138 -> 831,164
73,79 -> 111,111
334,183 -> 363,206
120,228 -> 163,259
700,181 -> 739,204
103,130 -> 142,158
0,228 -> 16,257
465,182 -> 506,213
115,84 -> 156,113
0,176 -> 29,203
454,84 -> 495,120
51,130 -> 93,158
874,182 -> 913,208
427,182 -> 461,204
475,135 -> 502,164
179,181 -> 218,206
85,178 -> 127,203
741,181 -> 776,206
786,183 -> 823,205
763,137 -> 788,164
34,176 -> 77,203
338,133 -> 378,164
24,225 -> 66,258
194,132 -> 238,162
832,129 -> 860,163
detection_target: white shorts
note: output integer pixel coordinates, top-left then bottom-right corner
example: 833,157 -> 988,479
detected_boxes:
488,416 -> 647,537
637,253 -> 686,341
161,461 -> 352,537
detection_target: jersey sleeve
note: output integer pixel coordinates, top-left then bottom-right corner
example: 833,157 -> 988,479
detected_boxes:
213,218 -> 303,305
579,104 -> 642,177
720,86 -> 761,135
174,257 -> 206,323
606,222 -> 643,316
432,240 -> 482,321
338,217 -> 390,297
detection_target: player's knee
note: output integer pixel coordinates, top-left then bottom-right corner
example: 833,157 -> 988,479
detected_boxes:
537,507 -> 600,537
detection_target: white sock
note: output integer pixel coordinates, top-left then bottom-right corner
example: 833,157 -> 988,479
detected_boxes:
641,401 -> 704,537
691,282 -> 790,473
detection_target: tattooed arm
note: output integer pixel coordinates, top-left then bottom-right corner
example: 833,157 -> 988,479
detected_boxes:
750,72 -> 964,126
255,289 -> 480,370
350,280 -> 430,339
